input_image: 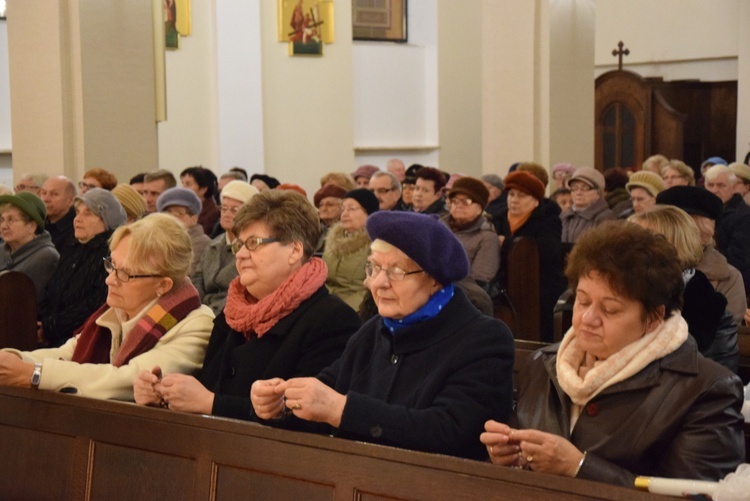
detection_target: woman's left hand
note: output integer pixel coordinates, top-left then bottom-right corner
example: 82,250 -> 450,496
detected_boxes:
509,428 -> 584,476
275,377 -> 347,427
0,352 -> 34,388
155,374 -> 214,415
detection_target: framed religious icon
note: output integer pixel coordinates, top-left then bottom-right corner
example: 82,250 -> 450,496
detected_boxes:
278,0 -> 335,44
352,0 -> 407,42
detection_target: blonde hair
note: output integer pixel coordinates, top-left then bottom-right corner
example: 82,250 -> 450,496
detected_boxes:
661,160 -> 696,186
109,213 -> 193,281
642,154 -> 670,173
628,205 -> 703,269
320,172 -> 356,191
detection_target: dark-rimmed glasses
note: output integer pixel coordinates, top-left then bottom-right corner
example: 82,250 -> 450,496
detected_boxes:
103,257 -> 162,282
231,236 -> 279,255
365,262 -> 424,282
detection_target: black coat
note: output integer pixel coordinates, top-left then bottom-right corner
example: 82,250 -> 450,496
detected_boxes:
44,207 -> 76,254
716,194 -> 750,292
38,230 -> 112,347
318,288 -> 515,460
498,199 -> 566,342
197,285 -> 360,421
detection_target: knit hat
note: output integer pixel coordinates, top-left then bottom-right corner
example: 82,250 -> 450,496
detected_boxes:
276,183 -> 307,197
366,211 -> 469,285
74,188 -> 126,231
313,183 -> 347,207
552,162 -> 575,177
351,164 -> 380,181
626,171 -> 665,197
503,171 -> 546,201
481,174 -> 504,191
157,187 -> 203,215
730,162 -> 750,183
221,180 -> 258,204
249,174 -> 280,190
0,192 -> 46,228
656,186 -> 723,221
112,184 -> 146,221
344,188 -> 379,215
448,176 -> 490,209
569,167 -> 605,191
701,156 -> 728,169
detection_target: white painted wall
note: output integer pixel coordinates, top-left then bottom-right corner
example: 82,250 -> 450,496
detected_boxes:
0,21 -> 9,151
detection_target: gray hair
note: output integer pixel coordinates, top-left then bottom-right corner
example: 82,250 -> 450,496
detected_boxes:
371,171 -> 402,193
704,164 -> 736,184
481,174 -> 504,191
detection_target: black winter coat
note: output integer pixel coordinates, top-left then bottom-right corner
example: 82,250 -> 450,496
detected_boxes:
318,288 -> 515,460
716,194 -> 750,293
38,230 -> 112,347
197,286 -> 360,421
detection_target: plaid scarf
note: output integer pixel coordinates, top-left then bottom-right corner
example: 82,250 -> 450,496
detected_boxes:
71,278 -> 202,367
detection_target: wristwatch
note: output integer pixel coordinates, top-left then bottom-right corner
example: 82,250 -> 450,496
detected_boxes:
30,362 -> 42,389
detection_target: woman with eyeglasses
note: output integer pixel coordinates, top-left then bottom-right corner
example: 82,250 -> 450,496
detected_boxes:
440,177 -> 499,288
134,190 -> 360,421
0,214 -> 214,400
79,168 -> 118,193
496,171 -> 566,342
322,188 -> 379,309
251,211 -> 514,460
190,180 -> 258,316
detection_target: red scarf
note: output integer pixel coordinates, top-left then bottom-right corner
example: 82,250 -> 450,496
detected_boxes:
71,278 -> 202,366
224,257 -> 327,338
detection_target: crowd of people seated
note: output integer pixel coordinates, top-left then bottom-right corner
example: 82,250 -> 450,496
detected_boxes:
0,154 -> 748,489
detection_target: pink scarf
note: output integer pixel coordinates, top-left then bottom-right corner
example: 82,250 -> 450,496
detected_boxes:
224,257 -> 328,338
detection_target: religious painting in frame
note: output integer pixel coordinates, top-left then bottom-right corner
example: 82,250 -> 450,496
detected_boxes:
164,0 -> 191,50
352,0 -> 407,43
278,0 -> 334,57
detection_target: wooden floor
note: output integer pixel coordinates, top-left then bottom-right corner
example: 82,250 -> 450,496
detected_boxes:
0,387 -> 671,500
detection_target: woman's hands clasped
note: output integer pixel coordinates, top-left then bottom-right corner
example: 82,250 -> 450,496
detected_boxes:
134,366 -> 214,415
250,377 -> 347,427
481,421 -> 585,476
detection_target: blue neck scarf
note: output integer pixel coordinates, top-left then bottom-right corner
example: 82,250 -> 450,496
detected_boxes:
383,283 -> 455,335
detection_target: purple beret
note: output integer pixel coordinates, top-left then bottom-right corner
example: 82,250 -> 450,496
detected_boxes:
366,211 -> 469,285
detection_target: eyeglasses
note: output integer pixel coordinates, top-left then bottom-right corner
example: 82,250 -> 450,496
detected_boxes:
14,184 -> 38,192
103,257 -> 162,282
78,181 -> 98,191
371,188 -> 395,196
231,236 -> 279,255
164,208 -> 191,218
448,197 -> 474,207
0,216 -> 26,226
364,262 -> 425,282
569,184 -> 593,193
221,204 -> 242,214
318,201 -> 341,209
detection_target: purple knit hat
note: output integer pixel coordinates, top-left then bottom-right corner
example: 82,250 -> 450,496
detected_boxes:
366,211 -> 469,285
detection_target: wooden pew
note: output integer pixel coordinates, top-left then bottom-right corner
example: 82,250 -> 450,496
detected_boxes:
738,325 -> 750,384
0,387 -> 668,500
0,270 -> 38,350
494,237 -> 542,342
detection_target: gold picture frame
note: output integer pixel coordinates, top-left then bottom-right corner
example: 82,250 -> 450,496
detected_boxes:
164,0 -> 191,50
352,0 -> 407,43
278,0 -> 334,45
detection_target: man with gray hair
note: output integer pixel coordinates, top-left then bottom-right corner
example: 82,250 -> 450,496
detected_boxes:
705,164 -> 750,292
386,158 -> 406,182
369,171 -> 406,211
142,169 -> 177,214
481,174 -> 506,229
15,173 -> 47,196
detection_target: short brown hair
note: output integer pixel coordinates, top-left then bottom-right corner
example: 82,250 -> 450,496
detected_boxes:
565,220 -> 683,318
83,168 -> 118,191
144,169 -> 177,189
232,190 -> 320,260
416,167 -> 447,192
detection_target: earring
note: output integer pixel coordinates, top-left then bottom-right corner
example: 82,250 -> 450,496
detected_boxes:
156,291 -> 163,297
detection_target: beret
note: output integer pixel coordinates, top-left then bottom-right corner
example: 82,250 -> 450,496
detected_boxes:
75,188 -> 127,231
221,180 -> 259,204
0,192 -> 46,228
656,186 -> 722,221
351,165 -> 380,180
157,187 -> 202,216
569,167 -> 605,191
366,211 -> 469,285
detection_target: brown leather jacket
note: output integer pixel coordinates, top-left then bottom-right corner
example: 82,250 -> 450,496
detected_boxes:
514,336 -> 745,487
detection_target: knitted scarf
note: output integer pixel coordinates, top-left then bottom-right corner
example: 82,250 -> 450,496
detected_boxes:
224,257 -> 328,338
556,312 -> 687,406
507,211 -> 532,235
71,278 -> 202,367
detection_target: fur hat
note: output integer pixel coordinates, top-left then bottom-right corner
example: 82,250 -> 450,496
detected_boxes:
157,187 -> 203,215
344,188 -> 379,215
569,167 -> 605,192
504,171 -> 546,201
730,162 -> 750,184
366,211 -> 469,285
626,171 -> 665,197
74,188 -> 126,231
448,177 -> 490,209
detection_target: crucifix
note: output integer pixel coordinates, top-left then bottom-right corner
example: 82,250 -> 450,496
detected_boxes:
612,41 -> 630,71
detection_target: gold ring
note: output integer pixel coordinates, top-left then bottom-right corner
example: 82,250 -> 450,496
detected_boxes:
489,445 -> 493,455
292,402 -> 301,410
526,456 -> 533,463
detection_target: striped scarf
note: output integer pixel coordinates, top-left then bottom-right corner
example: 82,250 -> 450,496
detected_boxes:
71,278 -> 202,367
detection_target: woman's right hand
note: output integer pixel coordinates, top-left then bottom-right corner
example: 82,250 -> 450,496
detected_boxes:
250,378 -> 287,420
134,366 -> 163,406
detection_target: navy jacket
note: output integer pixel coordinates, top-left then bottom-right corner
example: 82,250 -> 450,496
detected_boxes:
318,288 -> 515,460
198,285 -> 360,420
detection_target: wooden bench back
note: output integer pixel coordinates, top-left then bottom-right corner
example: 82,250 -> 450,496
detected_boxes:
494,237 -> 541,341
0,270 -> 37,350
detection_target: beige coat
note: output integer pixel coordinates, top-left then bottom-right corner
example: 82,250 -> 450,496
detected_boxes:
6,303 -> 214,401
322,224 -> 370,310
698,243 -> 747,326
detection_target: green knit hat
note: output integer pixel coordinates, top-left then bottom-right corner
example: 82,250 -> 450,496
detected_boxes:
0,192 -> 47,228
